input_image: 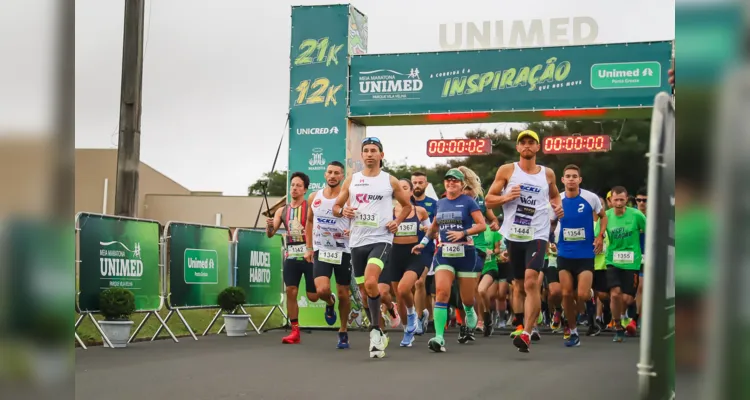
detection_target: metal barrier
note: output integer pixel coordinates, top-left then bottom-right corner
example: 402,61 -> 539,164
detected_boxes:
74,213 -> 176,349
151,221 -> 233,341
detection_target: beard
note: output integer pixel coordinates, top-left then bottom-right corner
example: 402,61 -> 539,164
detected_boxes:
413,188 -> 425,197
521,152 -> 535,160
327,180 -> 340,188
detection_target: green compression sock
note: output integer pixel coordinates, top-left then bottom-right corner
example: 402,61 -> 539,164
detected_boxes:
434,302 -> 449,339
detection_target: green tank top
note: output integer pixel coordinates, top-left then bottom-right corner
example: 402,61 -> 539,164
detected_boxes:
472,196 -> 489,250
594,220 -> 608,270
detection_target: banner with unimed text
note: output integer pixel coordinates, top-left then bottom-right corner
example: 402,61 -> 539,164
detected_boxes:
166,223 -> 231,308
235,229 -> 283,306
76,213 -> 161,312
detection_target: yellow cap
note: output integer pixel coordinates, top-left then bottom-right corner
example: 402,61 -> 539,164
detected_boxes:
606,190 -> 612,199
517,130 -> 540,143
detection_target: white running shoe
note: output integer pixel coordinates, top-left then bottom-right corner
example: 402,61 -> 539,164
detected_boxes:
369,329 -> 386,358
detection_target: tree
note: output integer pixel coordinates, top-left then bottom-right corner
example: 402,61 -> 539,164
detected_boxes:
248,170 -> 287,196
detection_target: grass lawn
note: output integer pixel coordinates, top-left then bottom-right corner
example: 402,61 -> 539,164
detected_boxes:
75,307 -> 286,346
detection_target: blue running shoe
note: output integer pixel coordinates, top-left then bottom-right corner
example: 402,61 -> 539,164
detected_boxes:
325,294 -> 337,326
337,332 -> 350,349
406,312 -> 418,334
400,329 -> 415,347
564,333 -> 581,347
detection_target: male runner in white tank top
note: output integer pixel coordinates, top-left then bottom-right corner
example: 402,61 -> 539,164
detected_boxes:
486,130 -> 564,353
332,137 -> 413,359
304,161 -> 353,349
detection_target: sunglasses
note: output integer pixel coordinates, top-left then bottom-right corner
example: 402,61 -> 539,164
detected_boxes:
635,198 -> 647,203
362,137 -> 381,144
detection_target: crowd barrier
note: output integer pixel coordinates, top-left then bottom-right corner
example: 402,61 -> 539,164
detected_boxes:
74,214 -> 286,349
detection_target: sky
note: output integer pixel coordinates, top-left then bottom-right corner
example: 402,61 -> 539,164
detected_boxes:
73,0 -> 674,195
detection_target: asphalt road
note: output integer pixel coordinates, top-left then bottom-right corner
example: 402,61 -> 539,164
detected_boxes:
75,328 -> 639,400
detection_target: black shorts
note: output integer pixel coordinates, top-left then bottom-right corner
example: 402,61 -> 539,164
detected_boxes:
606,265 -> 639,297
593,270 -> 609,293
480,268 -> 500,282
425,274 -> 436,295
350,242 -> 392,283
545,266 -> 560,285
283,258 -> 316,293
313,250 -> 352,286
496,262 -> 511,283
507,239 -> 547,281
558,257 -> 594,276
380,243 -> 423,284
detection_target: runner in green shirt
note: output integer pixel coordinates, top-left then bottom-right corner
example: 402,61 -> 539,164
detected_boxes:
605,186 -> 646,342
477,223 -> 502,336
590,217 -> 609,335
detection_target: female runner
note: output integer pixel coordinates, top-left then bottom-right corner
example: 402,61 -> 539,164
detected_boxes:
412,168 -> 486,352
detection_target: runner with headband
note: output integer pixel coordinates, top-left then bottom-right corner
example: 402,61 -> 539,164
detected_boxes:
412,168 -> 486,353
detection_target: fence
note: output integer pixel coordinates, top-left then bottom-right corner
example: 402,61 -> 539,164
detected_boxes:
73,215 -> 285,349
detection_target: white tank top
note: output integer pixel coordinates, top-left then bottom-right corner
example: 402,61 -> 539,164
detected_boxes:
499,162 -> 551,242
311,189 -> 351,253
348,171 -> 394,248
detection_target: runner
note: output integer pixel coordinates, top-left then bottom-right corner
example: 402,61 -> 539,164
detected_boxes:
605,186 -> 646,343
380,179 -> 430,347
304,161 -> 352,349
476,220 -> 503,337
412,168 -> 486,353
266,171 -> 320,344
546,220 -> 563,336
591,201 -> 610,335
555,165 -> 607,347
411,171 -> 437,334
485,129 -> 564,353
332,137 -> 413,358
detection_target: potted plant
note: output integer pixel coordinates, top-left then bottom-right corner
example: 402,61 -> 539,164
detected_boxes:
218,286 -> 248,337
98,288 -> 136,348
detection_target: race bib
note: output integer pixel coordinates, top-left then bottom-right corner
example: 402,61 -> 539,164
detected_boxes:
354,211 -> 378,228
613,251 -> 635,263
396,222 -> 418,236
442,243 -> 465,258
288,244 -> 306,259
319,249 -> 343,265
508,225 -> 535,241
563,228 -> 586,242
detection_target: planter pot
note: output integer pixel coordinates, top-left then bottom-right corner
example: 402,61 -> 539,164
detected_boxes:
99,320 -> 134,348
223,314 -> 249,337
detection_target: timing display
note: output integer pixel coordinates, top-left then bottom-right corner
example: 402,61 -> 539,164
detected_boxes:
542,135 -> 612,154
426,138 -> 492,157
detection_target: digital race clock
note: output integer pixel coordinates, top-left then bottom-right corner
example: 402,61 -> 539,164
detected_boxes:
426,138 -> 493,157
542,135 -> 612,154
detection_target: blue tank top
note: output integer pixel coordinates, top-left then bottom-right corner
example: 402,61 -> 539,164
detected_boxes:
557,189 -> 600,259
393,207 -> 421,240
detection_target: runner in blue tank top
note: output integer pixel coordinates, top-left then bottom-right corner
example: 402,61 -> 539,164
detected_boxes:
412,168 -> 486,353
555,165 -> 607,347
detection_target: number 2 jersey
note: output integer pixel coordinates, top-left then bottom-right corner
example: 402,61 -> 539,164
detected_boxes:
556,188 -> 602,259
499,162 -> 551,243
348,171 -> 395,248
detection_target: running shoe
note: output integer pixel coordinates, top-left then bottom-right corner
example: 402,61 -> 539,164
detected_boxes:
324,294 -> 337,326
625,320 -> 638,337
550,311 -> 562,331
510,325 -> 524,338
513,331 -> 531,353
337,332 -> 350,349
586,322 -> 601,337
406,312 -> 418,334
400,327 -> 415,347
387,303 -> 401,329
465,309 -> 478,331
483,321 -> 494,337
563,326 -> 571,340
369,329 -> 386,358
457,325 -> 470,344
416,309 -> 429,336
564,333 -> 581,347
282,326 -> 301,344
428,336 -> 446,353
613,329 -> 625,343
530,327 -> 541,342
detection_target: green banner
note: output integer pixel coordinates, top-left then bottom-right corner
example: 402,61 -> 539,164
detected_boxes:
235,229 -> 283,306
166,223 -> 231,308
288,5 -> 352,198
77,213 -> 161,312
349,41 -> 673,117
297,271 -> 368,329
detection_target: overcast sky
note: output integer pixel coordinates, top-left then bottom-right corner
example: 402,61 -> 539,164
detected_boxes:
74,0 -> 674,195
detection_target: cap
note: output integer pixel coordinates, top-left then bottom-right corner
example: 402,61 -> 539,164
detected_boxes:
516,129 -> 540,143
361,137 -> 383,151
606,190 -> 612,199
444,168 -> 465,181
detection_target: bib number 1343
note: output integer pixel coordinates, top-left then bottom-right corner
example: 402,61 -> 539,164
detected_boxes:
319,250 -> 342,265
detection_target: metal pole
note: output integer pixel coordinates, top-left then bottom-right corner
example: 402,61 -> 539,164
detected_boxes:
114,0 -> 146,217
